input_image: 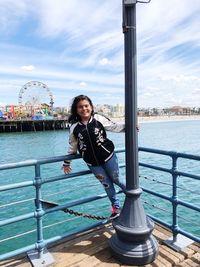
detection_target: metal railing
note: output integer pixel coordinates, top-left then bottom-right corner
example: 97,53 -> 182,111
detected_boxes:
0,147 -> 199,262
139,147 -> 200,243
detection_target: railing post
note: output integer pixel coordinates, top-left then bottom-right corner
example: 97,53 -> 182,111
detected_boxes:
27,163 -> 54,266
109,1 -> 159,265
35,163 -> 44,256
163,153 -> 193,251
172,154 -> 178,242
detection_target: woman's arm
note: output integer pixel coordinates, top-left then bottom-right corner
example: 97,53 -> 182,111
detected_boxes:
94,113 -> 125,132
63,125 -> 78,174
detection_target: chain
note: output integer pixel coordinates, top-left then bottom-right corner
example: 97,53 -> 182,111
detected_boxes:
63,208 -> 107,220
40,199 -> 108,221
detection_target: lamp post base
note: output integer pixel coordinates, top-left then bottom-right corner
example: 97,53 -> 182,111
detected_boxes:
109,233 -> 158,265
109,188 -> 159,265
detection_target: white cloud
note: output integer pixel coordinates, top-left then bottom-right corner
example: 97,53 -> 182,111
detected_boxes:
160,75 -> 199,82
20,65 -> 35,71
99,58 -> 112,66
79,82 -> 87,87
192,88 -> 200,94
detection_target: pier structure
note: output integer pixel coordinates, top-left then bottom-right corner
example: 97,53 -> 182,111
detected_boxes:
1,223 -> 199,267
0,148 -> 199,266
0,119 -> 69,133
0,80 -> 61,133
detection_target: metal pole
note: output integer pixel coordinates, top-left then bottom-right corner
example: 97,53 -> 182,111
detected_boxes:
27,164 -> 55,266
124,0 -> 139,190
109,1 -> 159,265
172,155 -> 178,242
34,164 -> 44,258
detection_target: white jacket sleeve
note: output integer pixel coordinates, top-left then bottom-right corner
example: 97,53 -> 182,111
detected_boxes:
68,123 -> 78,155
94,113 -> 125,132
63,124 -> 78,166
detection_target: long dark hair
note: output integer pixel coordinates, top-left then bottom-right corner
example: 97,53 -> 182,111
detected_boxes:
68,95 -> 94,123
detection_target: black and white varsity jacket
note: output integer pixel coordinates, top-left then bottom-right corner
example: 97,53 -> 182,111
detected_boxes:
65,115 -> 116,166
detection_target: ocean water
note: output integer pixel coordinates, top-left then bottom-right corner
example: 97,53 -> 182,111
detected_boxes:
0,120 -> 199,254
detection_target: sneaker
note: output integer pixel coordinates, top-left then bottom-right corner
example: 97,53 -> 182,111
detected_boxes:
109,207 -> 121,220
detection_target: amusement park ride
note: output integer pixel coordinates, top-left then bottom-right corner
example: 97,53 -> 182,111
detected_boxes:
0,81 -> 69,132
0,81 -> 54,120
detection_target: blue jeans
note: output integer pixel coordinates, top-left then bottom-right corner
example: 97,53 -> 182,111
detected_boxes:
88,153 -> 126,209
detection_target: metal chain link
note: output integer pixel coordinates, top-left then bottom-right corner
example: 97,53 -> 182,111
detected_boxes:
63,208 -> 107,220
40,200 -> 108,221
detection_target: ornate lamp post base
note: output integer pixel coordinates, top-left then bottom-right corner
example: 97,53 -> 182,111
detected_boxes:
109,189 -> 159,265
110,234 -> 158,265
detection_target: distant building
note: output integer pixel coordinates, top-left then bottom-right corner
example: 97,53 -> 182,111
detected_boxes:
106,104 -> 124,117
168,106 -> 184,115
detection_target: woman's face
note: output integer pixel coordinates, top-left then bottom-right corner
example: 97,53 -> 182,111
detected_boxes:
77,99 -> 93,121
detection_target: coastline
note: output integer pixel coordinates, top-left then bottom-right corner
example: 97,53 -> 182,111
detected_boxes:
139,115 -> 200,123
111,115 -> 200,124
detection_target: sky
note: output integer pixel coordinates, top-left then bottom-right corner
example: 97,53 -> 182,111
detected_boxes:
1,0 -> 200,108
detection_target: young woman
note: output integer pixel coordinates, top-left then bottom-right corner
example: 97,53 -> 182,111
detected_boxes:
63,95 -> 126,219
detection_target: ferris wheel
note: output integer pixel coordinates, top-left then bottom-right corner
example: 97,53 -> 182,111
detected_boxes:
18,81 -> 54,110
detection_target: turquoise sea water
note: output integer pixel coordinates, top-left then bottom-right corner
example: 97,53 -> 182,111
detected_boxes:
0,120 -> 200,254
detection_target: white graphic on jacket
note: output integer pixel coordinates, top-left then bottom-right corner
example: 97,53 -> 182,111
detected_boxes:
94,128 -> 105,145
78,133 -> 86,157
94,127 -> 111,153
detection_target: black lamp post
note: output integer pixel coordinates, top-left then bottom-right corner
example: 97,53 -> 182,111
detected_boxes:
109,1 -> 159,265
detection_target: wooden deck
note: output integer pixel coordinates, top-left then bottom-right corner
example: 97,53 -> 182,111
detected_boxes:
1,223 -> 200,267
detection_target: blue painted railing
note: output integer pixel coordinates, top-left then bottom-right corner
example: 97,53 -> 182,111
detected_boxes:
139,147 -> 200,243
0,147 -> 199,262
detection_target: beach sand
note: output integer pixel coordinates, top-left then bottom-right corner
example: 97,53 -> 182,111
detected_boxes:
139,115 -> 200,123
111,115 -> 200,124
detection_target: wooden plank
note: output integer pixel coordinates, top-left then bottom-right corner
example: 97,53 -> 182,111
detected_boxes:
53,241 -> 108,266
53,234 -> 110,266
175,262 -> 195,267
97,263 -> 120,267
69,248 -> 113,267
156,254 -> 172,267
161,244 -> 185,262
182,258 -> 200,267
153,228 -> 170,242
96,257 -> 121,267
0,257 -> 31,267
179,247 -> 195,259
189,244 -> 200,253
190,253 -> 200,265
159,246 -> 182,265
154,224 -> 171,238
50,225 -> 112,253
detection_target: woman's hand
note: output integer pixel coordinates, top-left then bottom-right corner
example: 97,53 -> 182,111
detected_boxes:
63,165 -> 72,174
